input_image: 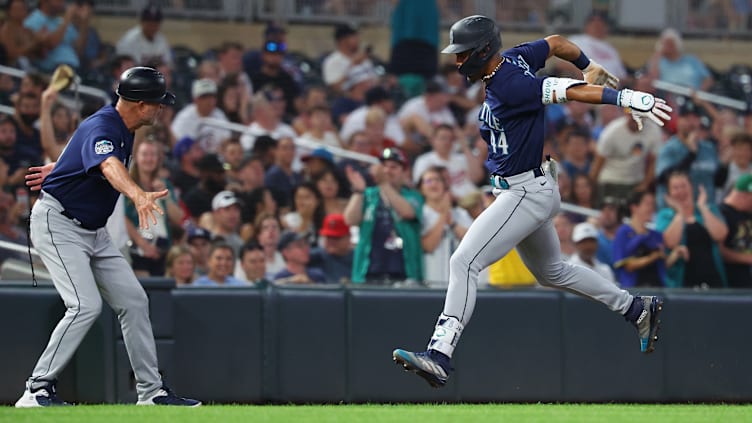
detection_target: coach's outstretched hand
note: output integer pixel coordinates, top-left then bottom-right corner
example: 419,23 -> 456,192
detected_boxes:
134,189 -> 168,230
25,162 -> 56,191
582,60 -> 619,89
619,89 -> 673,131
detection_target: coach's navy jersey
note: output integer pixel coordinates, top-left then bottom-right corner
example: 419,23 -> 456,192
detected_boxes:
43,104 -> 134,229
480,39 -> 550,177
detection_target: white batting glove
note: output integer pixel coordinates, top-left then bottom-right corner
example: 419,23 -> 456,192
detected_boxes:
582,60 -> 619,89
618,89 -> 673,131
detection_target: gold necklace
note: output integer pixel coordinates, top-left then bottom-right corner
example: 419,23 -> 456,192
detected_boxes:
482,57 -> 504,82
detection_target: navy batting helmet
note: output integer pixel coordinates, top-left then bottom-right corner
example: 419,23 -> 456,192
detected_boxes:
116,66 -> 176,105
442,15 -> 502,79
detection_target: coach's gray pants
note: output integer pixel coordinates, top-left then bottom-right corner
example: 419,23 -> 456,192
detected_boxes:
27,192 -> 161,401
443,170 -> 633,326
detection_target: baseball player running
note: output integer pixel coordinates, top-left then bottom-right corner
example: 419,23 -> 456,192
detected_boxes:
16,67 -> 200,407
393,15 -> 671,388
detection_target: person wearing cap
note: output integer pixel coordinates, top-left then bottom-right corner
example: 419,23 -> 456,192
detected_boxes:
719,173 -> 752,287
208,190 -> 243,257
273,231 -> 327,285
248,37 -> 300,119
613,190 -> 671,288
23,0 -> 88,73
181,153 -> 227,219
192,242 -> 248,287
340,85 -> 406,147
322,23 -> 376,93
170,78 -> 231,154
569,222 -> 616,284
655,99 -> 719,209
590,107 -> 663,204
170,136 -> 203,196
186,225 -> 212,276
115,3 -> 172,67
309,213 -> 354,284
301,147 -> 335,181
344,147 -> 424,284
398,80 -> 457,143
20,66 -> 200,406
331,62 -> 378,127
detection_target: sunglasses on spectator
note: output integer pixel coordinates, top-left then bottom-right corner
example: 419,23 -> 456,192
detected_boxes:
265,41 -> 287,53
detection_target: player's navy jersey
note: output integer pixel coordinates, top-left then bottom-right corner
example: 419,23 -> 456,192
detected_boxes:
43,104 -> 134,229
479,39 -> 550,177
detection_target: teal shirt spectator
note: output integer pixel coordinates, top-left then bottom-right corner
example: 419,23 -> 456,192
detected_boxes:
655,136 -> 719,209
658,55 -> 710,90
655,205 -> 728,288
24,9 -> 80,72
390,0 -> 439,48
193,275 -> 248,287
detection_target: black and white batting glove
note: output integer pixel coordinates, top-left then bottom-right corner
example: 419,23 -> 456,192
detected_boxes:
618,89 -> 673,131
582,60 -> 619,89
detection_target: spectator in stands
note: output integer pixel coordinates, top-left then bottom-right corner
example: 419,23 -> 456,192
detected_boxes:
719,174 -> 752,287
171,78 -> 231,154
11,93 -> 42,172
314,168 -> 348,215
182,153 -> 227,220
107,55 -> 136,101
220,138 -> 244,177
340,85 -> 406,149
0,115 -> 27,189
389,0 -> 439,91
170,136 -> 202,196
291,85 -> 329,135
255,212 -> 286,279
569,222 -> 616,283
418,166 -> 473,287
322,23 -> 376,93
235,241 -> 269,286
227,154 -> 265,196
72,0 -> 103,72
23,0 -> 89,73
337,131 -> 376,187
656,171 -> 728,288
309,213 -> 354,284
249,39 -> 300,119
39,85 -> 71,162
594,196 -> 621,269
217,41 -> 253,97
648,28 -> 713,91
567,12 -> 627,82
590,108 -> 662,203
331,62 -> 378,127
655,101 -> 720,209
193,242 -> 248,286
568,174 -> 598,224
0,0 -> 40,69
273,231 -> 326,285
115,3 -> 172,67
217,75 -> 250,125
196,59 -> 221,83
345,147 -> 423,284
165,244 -> 195,286
243,22 -> 298,82
187,226 -> 212,276
0,190 -> 27,265
557,168 -> 572,204
125,139 -> 184,277
16,72 -> 46,100
613,190 -> 672,287
264,136 -> 302,211
362,107 -> 398,157
300,147 -> 335,181
554,212 -> 576,260
205,190 -> 244,257
300,105 -> 341,148
251,135 -> 278,170
439,63 -> 478,127
239,91 -> 296,152
719,132 -> 752,197
412,124 -> 485,200
281,182 -> 325,246
237,186 -> 276,241
398,80 -> 457,149
560,130 -> 592,178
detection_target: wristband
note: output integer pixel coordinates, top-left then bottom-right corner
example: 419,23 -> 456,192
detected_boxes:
601,87 -> 620,106
572,51 -> 591,70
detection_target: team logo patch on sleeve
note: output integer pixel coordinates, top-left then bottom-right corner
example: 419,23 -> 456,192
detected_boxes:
95,140 -> 115,155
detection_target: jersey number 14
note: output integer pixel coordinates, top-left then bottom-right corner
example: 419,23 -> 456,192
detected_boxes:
489,130 -> 509,155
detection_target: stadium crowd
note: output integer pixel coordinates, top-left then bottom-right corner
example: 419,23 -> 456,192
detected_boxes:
0,0 -> 751,289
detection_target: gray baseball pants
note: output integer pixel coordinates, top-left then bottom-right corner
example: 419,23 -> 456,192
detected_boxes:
27,191 -> 161,401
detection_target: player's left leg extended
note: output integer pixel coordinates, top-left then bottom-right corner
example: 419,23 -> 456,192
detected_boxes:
516,219 -> 662,353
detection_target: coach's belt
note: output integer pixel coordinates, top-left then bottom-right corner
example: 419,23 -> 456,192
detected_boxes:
489,167 -> 544,190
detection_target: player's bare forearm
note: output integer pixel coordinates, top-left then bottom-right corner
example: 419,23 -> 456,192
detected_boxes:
100,156 -> 144,202
544,35 -> 583,62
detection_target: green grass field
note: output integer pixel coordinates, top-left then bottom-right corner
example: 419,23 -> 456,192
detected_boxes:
1,404 -> 752,423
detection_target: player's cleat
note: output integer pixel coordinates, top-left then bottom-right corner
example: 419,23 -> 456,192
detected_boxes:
15,381 -> 71,408
137,385 -> 201,406
634,295 -> 663,354
392,348 -> 452,388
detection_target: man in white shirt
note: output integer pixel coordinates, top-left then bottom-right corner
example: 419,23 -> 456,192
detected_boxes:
340,86 -> 405,147
590,109 -> 662,203
170,79 -> 231,154
239,91 -> 297,151
398,80 -> 457,144
115,4 -> 172,67
322,23 -> 376,93
412,124 -> 484,199
569,222 -> 617,284
568,12 -> 626,81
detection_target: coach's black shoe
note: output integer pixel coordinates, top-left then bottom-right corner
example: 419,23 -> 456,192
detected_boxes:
15,381 -> 71,408
633,295 -> 663,354
137,385 -> 201,406
393,348 -> 452,388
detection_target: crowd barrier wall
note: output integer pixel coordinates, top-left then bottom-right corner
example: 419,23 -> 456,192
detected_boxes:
1,282 -> 751,404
